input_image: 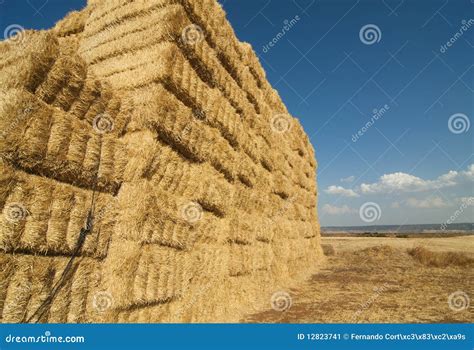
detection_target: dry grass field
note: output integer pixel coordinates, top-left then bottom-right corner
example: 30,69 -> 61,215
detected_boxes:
244,235 -> 474,323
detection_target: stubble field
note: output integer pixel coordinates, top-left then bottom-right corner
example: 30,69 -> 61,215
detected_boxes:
244,235 -> 474,323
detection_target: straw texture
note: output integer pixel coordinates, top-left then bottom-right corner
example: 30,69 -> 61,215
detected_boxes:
0,0 -> 322,323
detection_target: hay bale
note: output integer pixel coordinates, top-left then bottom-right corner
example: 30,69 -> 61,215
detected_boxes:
0,31 -> 59,92
0,0 -> 323,323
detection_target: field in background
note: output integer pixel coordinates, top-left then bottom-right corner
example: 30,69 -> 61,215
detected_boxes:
244,235 -> 474,323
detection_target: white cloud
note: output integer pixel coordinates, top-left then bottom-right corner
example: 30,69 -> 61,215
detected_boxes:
405,196 -> 449,209
325,185 -> 359,197
340,175 -> 355,183
464,164 -> 474,180
322,204 -> 356,215
458,197 -> 474,206
359,164 -> 473,195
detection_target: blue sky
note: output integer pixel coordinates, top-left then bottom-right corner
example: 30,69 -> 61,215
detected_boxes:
1,0 -> 473,226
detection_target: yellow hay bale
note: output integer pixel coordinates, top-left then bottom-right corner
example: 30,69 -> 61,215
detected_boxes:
102,240 -> 193,309
0,31 -> 59,92
82,0 -> 172,41
228,241 -> 273,277
35,54 -> 87,108
79,4 -> 185,63
0,166 -> 114,258
68,78 -> 101,120
54,9 -> 91,37
0,0 -> 323,323
0,253 -> 101,323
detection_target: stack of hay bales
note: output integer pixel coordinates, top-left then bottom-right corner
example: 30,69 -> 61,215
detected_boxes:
0,0 -> 323,323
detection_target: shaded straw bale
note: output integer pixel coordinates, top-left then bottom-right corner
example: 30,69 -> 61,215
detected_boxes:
0,0 -> 323,323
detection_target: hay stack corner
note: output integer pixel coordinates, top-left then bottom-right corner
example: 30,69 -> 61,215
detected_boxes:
0,0 -> 322,323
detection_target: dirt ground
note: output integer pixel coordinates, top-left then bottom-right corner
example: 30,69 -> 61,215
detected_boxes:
244,235 -> 474,323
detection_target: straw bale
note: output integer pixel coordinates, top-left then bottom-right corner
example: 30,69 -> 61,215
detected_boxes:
0,31 -> 59,92
179,0 -> 282,114
228,241 -> 273,276
0,95 -> 122,194
102,240 -> 193,309
0,253 -> 101,323
67,78 -> 101,120
0,0 -> 323,324
53,9 -> 91,37
82,0 -> 172,41
1,166 -> 115,258
35,54 -> 87,108
79,4 -> 184,63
